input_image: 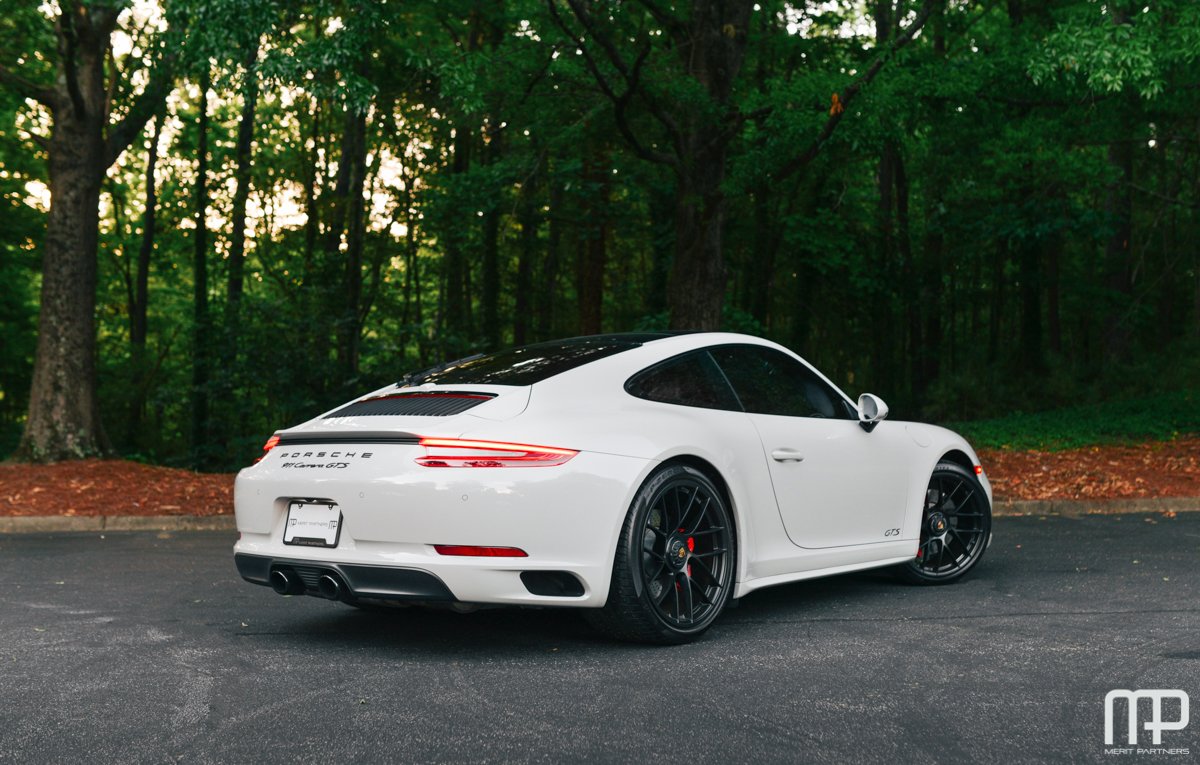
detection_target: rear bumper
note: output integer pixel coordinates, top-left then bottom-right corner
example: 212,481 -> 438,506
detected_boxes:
234,553 -> 456,602
232,447 -> 653,607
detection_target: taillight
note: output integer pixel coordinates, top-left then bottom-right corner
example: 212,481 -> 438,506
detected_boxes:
255,434 -> 281,463
974,465 -> 983,476
415,437 -> 578,467
433,545 -> 528,557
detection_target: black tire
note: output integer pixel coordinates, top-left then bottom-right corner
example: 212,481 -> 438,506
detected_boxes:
898,460 -> 992,585
586,464 -> 735,644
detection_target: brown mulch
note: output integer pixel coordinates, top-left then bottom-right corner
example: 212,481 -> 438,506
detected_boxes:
978,437 -> 1200,502
0,459 -> 234,517
1,438 -> 1199,517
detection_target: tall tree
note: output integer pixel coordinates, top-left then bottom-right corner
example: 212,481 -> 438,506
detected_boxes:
549,0 -> 934,330
0,1 -> 175,460
192,68 -> 211,458
548,0 -> 755,330
127,110 -> 165,446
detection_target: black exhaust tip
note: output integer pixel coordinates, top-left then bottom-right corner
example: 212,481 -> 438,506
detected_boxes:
520,570 -> 585,598
317,573 -> 343,600
270,568 -> 303,595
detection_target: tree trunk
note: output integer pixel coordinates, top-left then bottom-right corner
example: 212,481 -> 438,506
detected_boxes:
988,251 -> 1006,364
303,97 -> 321,277
514,153 -> 541,346
1018,238 -> 1044,372
1103,129 -> 1134,363
578,148 -> 609,335
1047,237 -> 1062,354
192,69 -> 211,460
14,6 -> 129,460
443,124 -> 472,351
481,123 -> 503,350
127,111 -> 163,446
647,185 -> 674,318
921,0 -> 947,390
538,168 -> 563,339
746,184 -> 777,328
334,109 -> 368,384
669,139 -> 728,330
894,150 -> 923,395
18,109 -> 107,460
1103,7 -> 1134,363
661,0 -> 754,330
874,138 -> 897,390
226,45 -> 260,313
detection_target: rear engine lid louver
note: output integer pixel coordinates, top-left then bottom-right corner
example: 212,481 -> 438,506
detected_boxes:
324,391 -> 497,418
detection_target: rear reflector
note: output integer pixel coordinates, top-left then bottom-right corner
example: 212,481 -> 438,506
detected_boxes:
974,465 -> 983,475
415,437 -> 578,468
433,545 -> 528,558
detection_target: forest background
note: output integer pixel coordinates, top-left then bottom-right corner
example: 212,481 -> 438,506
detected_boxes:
1,0 -> 1198,472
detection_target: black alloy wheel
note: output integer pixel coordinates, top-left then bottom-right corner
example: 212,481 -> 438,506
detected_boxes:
899,461 -> 992,585
588,464 -> 735,644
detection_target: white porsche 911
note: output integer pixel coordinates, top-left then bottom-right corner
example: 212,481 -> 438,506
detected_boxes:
234,332 -> 992,643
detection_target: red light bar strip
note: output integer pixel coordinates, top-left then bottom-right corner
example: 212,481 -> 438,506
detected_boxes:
415,437 -> 578,467
419,437 -> 575,455
433,545 -> 528,558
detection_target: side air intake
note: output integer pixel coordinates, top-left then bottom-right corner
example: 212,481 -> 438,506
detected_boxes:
325,392 -> 496,418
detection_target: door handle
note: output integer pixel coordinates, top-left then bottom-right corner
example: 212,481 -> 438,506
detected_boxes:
771,449 -> 805,463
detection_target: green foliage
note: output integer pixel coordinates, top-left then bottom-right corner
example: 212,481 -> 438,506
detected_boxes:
1029,2 -> 1200,98
949,389 -> 1200,451
3,0 -> 1200,468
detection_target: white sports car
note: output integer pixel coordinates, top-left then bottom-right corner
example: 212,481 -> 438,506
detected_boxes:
234,332 -> 992,643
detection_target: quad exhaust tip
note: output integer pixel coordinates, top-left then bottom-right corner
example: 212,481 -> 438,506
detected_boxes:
317,573 -> 343,600
267,566 -> 345,600
270,569 -> 298,595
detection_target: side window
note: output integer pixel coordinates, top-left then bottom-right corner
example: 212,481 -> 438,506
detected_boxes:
625,352 -> 742,411
709,345 -> 851,419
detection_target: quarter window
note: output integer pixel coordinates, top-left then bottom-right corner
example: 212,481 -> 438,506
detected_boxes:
709,345 -> 852,419
625,352 -> 741,411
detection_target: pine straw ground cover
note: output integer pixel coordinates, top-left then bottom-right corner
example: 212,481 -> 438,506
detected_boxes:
1,438 -> 1198,517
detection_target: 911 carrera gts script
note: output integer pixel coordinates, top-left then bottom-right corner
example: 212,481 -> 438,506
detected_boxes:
278,451 -> 373,469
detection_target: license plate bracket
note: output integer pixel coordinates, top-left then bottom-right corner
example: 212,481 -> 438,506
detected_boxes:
283,501 -> 342,548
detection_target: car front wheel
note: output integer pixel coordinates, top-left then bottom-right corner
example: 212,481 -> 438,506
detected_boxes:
899,461 -> 992,585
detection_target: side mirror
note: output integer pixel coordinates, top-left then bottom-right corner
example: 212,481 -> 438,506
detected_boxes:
857,393 -> 889,433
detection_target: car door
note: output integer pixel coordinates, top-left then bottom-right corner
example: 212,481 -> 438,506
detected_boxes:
709,345 -> 911,549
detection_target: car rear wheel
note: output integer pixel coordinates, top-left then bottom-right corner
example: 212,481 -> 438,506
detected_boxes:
587,464 -> 735,644
898,461 -> 992,585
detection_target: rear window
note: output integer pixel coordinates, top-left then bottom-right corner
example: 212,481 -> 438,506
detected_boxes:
401,335 -> 655,387
625,351 -> 741,411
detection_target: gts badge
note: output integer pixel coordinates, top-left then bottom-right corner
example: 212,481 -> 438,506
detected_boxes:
883,528 -> 901,537
278,450 -> 373,469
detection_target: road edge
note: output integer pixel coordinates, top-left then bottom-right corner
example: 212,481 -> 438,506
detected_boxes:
0,514 -> 237,534
1,497 -> 1198,534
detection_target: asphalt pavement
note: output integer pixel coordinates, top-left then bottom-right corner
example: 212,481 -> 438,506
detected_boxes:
1,514 -> 1197,764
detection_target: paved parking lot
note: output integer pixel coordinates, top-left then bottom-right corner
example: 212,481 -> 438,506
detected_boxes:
1,513 -> 1197,763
